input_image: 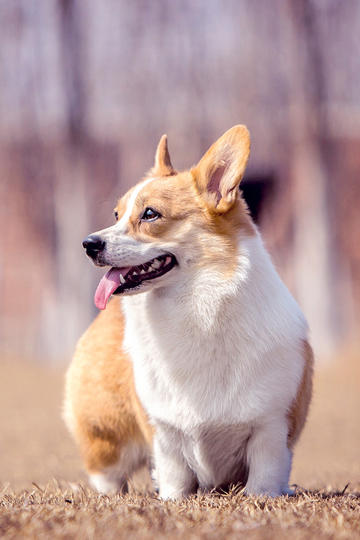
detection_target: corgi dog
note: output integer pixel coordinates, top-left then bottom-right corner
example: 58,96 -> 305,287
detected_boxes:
64,125 -> 313,498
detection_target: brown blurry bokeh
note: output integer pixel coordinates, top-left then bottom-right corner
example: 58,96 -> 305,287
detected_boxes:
1,1 -> 360,362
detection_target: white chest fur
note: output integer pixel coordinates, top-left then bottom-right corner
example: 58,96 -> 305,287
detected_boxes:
123,235 -> 306,428
122,234 -> 308,495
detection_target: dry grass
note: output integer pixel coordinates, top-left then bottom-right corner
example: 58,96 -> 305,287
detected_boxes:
1,484 -> 359,540
0,352 -> 359,539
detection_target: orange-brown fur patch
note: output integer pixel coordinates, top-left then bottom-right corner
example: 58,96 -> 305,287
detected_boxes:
65,297 -> 152,473
114,189 -> 133,223
287,340 -> 314,448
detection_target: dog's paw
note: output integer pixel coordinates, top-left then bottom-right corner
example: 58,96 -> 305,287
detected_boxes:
244,483 -> 282,498
158,488 -> 185,501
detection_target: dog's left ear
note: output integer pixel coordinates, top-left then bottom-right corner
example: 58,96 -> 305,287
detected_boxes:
151,134 -> 176,177
193,125 -> 250,213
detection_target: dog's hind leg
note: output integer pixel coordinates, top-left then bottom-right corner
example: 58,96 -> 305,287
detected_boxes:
65,385 -> 152,493
80,426 -> 150,494
63,297 -> 153,494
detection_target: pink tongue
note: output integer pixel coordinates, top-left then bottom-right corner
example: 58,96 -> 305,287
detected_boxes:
94,267 -> 131,310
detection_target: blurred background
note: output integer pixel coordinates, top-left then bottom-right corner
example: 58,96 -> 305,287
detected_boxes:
1,0 -> 360,363
0,0 -> 360,493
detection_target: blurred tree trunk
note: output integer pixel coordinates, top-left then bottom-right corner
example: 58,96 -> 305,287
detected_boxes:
286,0 -> 342,356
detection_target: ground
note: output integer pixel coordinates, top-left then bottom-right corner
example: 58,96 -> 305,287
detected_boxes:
0,352 -> 359,539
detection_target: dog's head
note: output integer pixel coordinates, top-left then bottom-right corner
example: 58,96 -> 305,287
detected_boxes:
83,125 -> 254,309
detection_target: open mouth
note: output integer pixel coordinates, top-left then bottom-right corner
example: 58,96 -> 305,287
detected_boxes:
94,253 -> 177,310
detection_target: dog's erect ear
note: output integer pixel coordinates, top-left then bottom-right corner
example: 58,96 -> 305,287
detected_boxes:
151,134 -> 176,177
192,125 -> 250,213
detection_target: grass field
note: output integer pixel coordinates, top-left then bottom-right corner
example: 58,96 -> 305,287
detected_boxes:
0,353 -> 359,539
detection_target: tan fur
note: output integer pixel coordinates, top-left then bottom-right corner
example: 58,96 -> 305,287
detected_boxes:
287,340 -> 314,448
64,297 -> 152,475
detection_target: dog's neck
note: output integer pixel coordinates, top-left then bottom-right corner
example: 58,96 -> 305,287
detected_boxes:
123,233 -> 286,338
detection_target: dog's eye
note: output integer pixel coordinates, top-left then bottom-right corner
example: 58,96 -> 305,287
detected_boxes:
114,211 -> 118,221
141,207 -> 161,222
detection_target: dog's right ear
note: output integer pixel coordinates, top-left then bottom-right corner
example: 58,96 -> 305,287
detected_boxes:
150,134 -> 176,177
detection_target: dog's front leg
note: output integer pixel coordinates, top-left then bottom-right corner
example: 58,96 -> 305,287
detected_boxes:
153,425 -> 197,500
245,418 -> 292,497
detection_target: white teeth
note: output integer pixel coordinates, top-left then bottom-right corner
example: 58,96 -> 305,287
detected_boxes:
132,269 -> 138,275
140,269 -> 146,274
165,256 -> 171,265
152,259 -> 161,269
119,274 -> 126,284
149,265 -> 156,271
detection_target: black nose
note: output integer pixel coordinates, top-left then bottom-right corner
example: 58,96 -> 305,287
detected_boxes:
82,234 -> 106,258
